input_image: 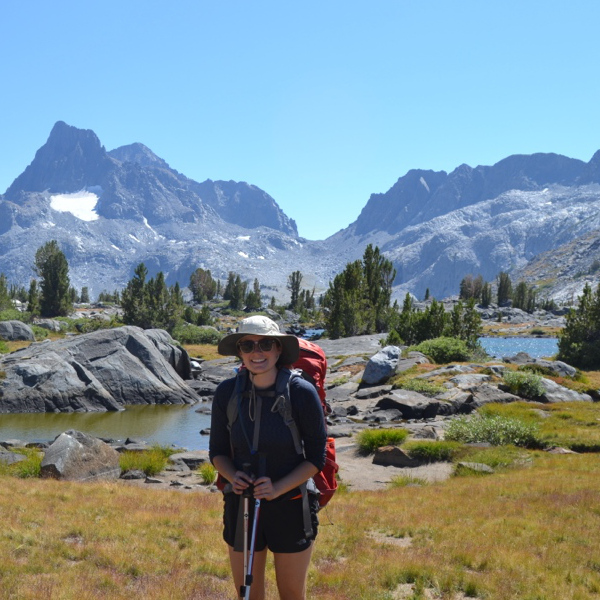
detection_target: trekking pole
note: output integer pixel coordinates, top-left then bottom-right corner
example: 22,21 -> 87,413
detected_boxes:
240,463 -> 253,600
243,454 -> 265,600
244,496 -> 261,600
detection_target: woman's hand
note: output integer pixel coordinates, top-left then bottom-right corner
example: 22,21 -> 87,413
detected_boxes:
231,470 -> 255,495
252,476 -> 279,501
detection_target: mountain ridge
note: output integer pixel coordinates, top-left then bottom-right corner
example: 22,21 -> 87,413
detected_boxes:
2,121 -> 600,303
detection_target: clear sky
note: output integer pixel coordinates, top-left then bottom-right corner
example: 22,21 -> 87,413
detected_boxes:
1,1 -> 600,240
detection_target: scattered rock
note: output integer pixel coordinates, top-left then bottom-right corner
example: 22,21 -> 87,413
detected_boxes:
362,346 -> 401,385
0,450 -> 27,465
0,320 -> 35,341
540,379 -> 593,403
376,390 -> 440,420
373,446 -> 422,467
456,462 -> 495,474
41,430 -> 121,481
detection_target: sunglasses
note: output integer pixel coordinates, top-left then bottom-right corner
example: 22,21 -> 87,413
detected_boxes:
237,338 -> 280,354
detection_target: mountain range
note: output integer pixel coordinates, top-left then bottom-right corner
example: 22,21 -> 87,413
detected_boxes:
2,121 -> 600,303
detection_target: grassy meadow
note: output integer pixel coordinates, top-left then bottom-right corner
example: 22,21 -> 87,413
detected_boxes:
2,325 -> 600,598
2,440 -> 600,599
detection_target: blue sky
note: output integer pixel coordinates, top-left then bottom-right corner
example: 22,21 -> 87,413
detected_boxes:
1,1 -> 600,240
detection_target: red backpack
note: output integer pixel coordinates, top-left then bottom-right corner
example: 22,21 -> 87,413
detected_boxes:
220,338 -> 339,509
291,338 -> 338,508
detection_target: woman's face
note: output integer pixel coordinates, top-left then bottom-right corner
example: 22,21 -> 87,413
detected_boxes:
237,335 -> 282,379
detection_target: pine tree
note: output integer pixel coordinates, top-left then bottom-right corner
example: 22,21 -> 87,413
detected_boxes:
27,279 -> 41,317
323,245 -> 396,339
34,240 -> 73,317
245,278 -> 262,311
558,283 -> 600,369
121,263 -> 151,328
0,274 -> 11,311
497,271 -> 513,305
481,282 -> 492,307
287,271 -> 303,311
189,268 -> 217,303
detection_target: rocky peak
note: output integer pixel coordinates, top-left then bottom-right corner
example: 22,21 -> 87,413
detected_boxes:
4,121 -> 114,200
193,179 -> 298,237
351,152 -> 587,237
108,143 -> 171,171
578,150 -> 600,185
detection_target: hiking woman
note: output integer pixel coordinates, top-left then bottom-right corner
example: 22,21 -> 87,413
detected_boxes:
209,315 -> 327,600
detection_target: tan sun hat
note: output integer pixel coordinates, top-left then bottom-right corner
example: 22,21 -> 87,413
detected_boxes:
218,315 -> 300,364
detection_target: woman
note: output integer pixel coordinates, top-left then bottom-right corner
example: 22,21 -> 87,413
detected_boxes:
209,315 -> 327,600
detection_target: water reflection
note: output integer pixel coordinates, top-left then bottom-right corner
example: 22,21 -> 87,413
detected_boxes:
0,404 -> 212,451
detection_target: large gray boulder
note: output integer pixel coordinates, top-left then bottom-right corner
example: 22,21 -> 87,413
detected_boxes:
41,430 -> 121,481
0,320 -> 35,341
503,352 -> 577,378
540,379 -> 593,403
143,328 -> 191,379
362,346 -> 401,385
0,326 -> 200,413
376,389 -> 440,420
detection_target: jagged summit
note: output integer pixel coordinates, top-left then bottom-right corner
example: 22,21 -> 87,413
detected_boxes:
4,121 -> 114,199
108,143 -> 171,170
351,152 -> 590,237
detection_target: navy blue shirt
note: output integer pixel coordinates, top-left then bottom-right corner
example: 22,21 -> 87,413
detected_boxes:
209,373 -> 327,483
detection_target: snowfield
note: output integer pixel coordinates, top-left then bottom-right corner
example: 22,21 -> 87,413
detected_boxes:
50,190 -> 100,221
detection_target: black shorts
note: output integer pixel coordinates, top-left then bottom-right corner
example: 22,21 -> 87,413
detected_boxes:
223,491 -> 319,554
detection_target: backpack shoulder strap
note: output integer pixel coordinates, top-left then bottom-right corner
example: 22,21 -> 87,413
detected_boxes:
272,368 -> 304,455
226,369 -> 247,431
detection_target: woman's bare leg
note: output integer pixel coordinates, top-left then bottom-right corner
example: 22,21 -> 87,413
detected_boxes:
228,545 -> 268,600
273,544 -> 313,600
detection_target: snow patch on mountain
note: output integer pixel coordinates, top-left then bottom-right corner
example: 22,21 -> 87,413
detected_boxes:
50,190 -> 99,221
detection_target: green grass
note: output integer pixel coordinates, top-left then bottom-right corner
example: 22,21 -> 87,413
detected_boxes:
457,444 -> 531,470
356,428 -> 409,454
445,414 -> 542,448
480,401 -> 600,452
388,474 -> 428,488
197,462 -> 217,484
391,376 -> 447,396
0,448 -> 43,478
118,445 -> 177,476
403,440 -> 463,463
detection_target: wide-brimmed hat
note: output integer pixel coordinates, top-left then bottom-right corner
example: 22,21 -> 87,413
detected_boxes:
218,315 -> 300,364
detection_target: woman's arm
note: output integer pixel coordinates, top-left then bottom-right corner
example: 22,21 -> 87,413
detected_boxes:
212,455 -> 255,495
252,460 -> 318,501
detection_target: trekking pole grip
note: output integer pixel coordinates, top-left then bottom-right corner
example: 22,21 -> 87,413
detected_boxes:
242,462 -> 253,497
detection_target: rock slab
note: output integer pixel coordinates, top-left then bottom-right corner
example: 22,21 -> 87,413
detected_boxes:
41,430 -> 121,481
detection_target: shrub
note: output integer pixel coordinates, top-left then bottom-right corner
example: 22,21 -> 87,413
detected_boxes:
403,440 -> 462,462
503,370 -> 545,399
198,462 -> 217,484
445,415 -> 542,448
171,323 -> 222,345
119,445 -> 176,476
392,377 -> 446,397
30,325 -> 49,340
518,363 -> 557,378
356,428 -> 409,454
0,449 -> 42,478
0,309 -> 28,322
0,342 -> 9,354
411,337 -> 471,364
